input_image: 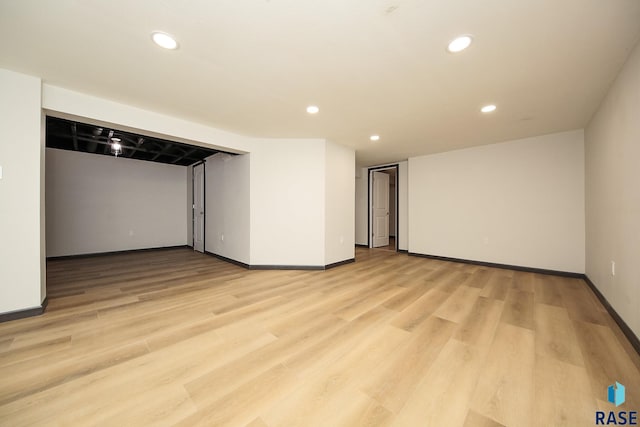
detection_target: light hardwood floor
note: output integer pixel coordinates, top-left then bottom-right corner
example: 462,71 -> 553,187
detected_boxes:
1,248 -> 639,426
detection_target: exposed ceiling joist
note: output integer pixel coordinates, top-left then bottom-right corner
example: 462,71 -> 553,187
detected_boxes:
126,137 -> 145,158
45,116 -> 231,166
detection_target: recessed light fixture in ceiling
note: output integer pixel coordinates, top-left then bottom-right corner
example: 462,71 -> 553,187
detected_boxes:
447,35 -> 473,53
370,135 -> 380,141
306,105 -> 320,114
480,104 -> 497,113
151,32 -> 178,50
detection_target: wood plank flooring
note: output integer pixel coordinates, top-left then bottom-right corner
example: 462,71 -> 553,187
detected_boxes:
1,247 -> 639,426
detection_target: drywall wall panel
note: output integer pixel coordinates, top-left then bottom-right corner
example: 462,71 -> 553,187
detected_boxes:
205,153 -> 250,264
585,40 -> 640,337
325,141 -> 355,265
187,164 -> 193,247
250,139 -> 325,266
355,167 -> 368,245
222,154 -> 250,264
398,161 -> 408,251
389,177 -> 396,237
0,69 -> 45,313
46,148 -> 187,256
205,155 -> 225,256
408,130 -> 585,273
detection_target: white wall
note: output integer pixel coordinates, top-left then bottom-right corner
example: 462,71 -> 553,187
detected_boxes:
389,175 -> 396,237
204,153 -> 250,264
325,141 -> 355,265
355,161 -> 408,250
249,139 -> 326,266
187,165 -> 193,247
46,148 -> 187,257
205,157 -> 223,254
398,161 -> 408,251
355,167 -> 368,245
585,40 -> 640,337
408,130 -> 585,273
0,69 -> 46,313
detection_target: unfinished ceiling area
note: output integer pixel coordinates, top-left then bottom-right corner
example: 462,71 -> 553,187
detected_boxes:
46,116 -> 224,166
2,1 -> 640,165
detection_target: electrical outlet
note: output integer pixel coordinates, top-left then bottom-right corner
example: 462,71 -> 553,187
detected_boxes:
611,261 -> 616,276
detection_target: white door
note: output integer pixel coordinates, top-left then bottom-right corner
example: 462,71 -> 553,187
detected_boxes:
372,171 -> 390,247
193,163 -> 205,253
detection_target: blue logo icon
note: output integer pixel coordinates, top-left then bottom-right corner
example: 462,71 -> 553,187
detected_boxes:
608,382 -> 626,407
596,382 -> 636,424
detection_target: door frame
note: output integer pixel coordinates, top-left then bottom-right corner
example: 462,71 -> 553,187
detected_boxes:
192,160 -> 206,253
367,164 -> 399,250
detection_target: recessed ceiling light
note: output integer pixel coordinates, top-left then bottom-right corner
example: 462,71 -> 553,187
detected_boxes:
447,35 -> 473,53
481,104 -> 497,113
306,105 -> 319,114
370,135 -> 380,141
151,32 -> 178,50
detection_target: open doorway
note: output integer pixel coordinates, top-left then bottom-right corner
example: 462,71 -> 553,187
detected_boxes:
44,115 -> 227,261
368,165 -> 398,251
